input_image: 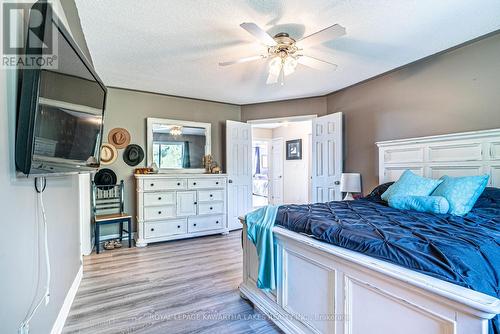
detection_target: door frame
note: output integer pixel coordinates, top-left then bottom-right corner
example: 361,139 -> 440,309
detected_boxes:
247,114 -> 317,126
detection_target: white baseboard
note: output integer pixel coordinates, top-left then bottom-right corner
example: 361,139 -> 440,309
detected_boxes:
50,265 -> 82,334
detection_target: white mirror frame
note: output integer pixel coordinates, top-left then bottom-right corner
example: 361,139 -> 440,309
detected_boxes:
146,117 -> 211,174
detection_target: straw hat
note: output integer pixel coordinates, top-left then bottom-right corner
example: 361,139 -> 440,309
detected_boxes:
108,128 -> 131,149
100,143 -> 117,165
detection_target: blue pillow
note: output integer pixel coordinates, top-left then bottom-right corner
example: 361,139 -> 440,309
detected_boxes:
381,170 -> 443,202
431,175 -> 490,216
388,195 -> 450,214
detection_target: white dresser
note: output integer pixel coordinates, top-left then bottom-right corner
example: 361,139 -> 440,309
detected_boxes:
135,174 -> 228,246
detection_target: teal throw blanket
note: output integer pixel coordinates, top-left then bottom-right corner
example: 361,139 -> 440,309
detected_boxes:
245,205 -> 279,291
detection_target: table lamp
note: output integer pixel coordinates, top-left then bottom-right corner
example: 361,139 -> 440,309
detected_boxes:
340,173 -> 361,200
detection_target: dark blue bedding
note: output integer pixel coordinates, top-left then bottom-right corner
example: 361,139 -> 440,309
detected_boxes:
275,184 -> 500,333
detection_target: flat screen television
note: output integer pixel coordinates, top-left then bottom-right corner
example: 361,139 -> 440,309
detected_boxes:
16,0 -> 106,175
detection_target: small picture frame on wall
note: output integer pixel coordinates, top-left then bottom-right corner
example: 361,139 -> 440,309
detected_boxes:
286,139 -> 302,160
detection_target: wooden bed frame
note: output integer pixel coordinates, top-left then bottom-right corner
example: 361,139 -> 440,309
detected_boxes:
239,128 -> 500,334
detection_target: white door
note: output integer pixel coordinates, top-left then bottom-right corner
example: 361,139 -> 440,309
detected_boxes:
311,112 -> 343,203
270,138 -> 284,205
226,120 -> 252,230
176,191 -> 197,216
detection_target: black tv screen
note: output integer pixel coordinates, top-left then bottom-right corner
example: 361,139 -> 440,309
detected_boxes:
16,1 -> 106,175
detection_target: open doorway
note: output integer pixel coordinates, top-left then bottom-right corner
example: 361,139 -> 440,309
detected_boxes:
250,117 -> 313,208
252,139 -> 270,207
226,113 -> 343,228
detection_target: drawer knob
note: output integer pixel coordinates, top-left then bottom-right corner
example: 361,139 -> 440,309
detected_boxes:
194,201 -> 197,205
177,182 -> 181,186
210,207 -> 213,210
193,223 -> 197,226
151,228 -> 155,231
150,183 -> 154,187
158,197 -> 162,200
210,194 -> 213,197
193,182 -> 197,185
177,225 -> 181,228
216,221 -> 219,224
158,211 -> 162,214
216,181 -> 219,185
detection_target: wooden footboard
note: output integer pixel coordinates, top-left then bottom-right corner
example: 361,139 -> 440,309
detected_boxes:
239,218 -> 500,334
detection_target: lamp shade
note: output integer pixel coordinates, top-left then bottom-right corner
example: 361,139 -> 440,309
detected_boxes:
340,173 -> 361,193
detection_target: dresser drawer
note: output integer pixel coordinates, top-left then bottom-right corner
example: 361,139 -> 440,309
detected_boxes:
188,215 -> 224,233
187,178 -> 225,189
144,206 -> 176,221
144,179 -> 187,191
145,219 -> 187,238
144,192 -> 176,206
198,202 -> 224,215
198,190 -> 224,202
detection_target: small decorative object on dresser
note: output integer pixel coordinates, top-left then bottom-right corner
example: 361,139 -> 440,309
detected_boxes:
134,167 -> 153,174
135,173 -> 228,246
340,172 -> 361,200
202,154 -> 213,172
150,162 -> 159,174
211,165 -> 221,174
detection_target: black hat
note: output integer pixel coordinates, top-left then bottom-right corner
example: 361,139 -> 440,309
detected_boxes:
94,168 -> 117,190
123,144 -> 144,166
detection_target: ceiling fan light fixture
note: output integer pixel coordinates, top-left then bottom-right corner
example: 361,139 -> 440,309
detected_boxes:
283,56 -> 298,76
170,126 -> 183,136
223,22 -> 345,86
269,57 -> 282,76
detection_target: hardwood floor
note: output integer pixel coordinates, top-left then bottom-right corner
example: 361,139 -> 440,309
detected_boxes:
63,231 -> 282,334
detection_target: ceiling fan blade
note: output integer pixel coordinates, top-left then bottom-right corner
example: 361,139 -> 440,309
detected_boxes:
297,24 -> 346,48
240,22 -> 277,46
297,55 -> 338,71
219,55 -> 266,66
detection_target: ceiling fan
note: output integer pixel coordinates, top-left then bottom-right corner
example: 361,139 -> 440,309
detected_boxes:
219,22 -> 346,85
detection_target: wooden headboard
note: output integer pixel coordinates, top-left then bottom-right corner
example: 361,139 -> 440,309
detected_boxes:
376,128 -> 500,187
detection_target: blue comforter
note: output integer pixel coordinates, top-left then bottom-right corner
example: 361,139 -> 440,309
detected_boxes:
275,184 -> 500,333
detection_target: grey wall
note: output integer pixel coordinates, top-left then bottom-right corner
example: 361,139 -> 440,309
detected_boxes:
242,32 -> 500,194
327,32 -> 500,192
101,88 -> 241,235
0,1 -> 88,333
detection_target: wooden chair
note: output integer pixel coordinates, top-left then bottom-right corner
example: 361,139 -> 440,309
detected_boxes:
92,180 -> 132,254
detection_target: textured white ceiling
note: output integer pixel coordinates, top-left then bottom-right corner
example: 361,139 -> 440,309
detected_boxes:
75,0 -> 500,105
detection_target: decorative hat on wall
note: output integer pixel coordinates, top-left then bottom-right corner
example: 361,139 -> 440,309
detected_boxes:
123,144 -> 144,166
94,168 -> 117,189
100,143 -> 117,165
108,128 -> 131,149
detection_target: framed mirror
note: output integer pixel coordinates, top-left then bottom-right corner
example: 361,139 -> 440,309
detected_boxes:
147,118 -> 211,173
